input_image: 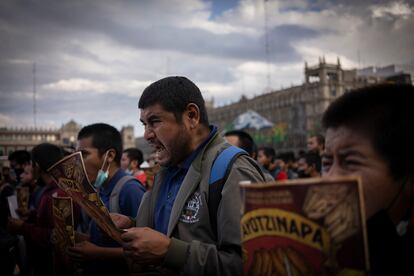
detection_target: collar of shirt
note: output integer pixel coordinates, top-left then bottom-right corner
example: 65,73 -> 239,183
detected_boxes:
154,125 -> 217,234
98,168 -> 124,197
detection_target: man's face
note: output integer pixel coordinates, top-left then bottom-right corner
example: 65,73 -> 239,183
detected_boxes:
140,104 -> 192,167
307,136 -> 319,152
297,157 -> 308,172
257,150 -> 271,167
20,164 -> 34,185
322,126 -> 398,218
120,153 -> 130,171
77,137 -> 106,183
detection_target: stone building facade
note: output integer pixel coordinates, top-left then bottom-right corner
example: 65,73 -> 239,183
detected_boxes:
208,59 -> 411,153
120,125 -> 135,150
0,120 -> 82,156
0,120 -> 136,157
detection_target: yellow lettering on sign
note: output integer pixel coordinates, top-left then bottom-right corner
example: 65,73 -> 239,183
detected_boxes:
241,208 -> 330,253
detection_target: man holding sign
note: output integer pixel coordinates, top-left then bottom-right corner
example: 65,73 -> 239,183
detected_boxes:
68,123 -> 145,276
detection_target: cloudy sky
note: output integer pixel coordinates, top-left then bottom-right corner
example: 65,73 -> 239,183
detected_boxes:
1,0 -> 413,136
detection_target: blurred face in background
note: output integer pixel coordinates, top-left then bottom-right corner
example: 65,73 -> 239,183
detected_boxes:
20,164 -> 34,185
120,153 -> 130,171
307,136 -> 319,153
257,150 -> 272,168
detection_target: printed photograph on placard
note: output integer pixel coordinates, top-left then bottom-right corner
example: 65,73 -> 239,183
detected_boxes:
240,176 -> 369,275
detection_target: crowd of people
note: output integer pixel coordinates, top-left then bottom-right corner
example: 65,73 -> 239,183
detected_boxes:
0,77 -> 412,275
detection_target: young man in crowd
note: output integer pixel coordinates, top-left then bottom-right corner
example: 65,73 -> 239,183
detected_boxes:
224,129 -> 257,159
257,147 -> 291,180
321,84 -> 414,275
297,152 -> 322,178
68,123 -> 145,275
121,147 -> 147,187
8,150 -> 31,185
257,146 -> 277,177
113,76 -> 267,275
307,134 -> 325,155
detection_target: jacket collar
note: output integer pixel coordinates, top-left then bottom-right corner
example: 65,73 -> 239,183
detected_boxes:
166,131 -> 226,236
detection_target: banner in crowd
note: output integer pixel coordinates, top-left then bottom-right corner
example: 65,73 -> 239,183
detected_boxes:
47,152 -> 123,244
240,176 -> 369,275
52,195 -> 75,251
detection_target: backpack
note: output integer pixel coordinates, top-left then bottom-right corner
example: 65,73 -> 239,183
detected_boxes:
78,175 -> 140,234
207,146 -> 264,238
109,175 -> 140,213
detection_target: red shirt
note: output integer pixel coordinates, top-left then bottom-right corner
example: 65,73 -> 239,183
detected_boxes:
276,171 -> 288,181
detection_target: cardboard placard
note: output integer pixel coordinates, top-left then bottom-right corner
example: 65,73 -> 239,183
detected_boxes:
240,176 -> 369,275
47,152 -> 123,244
52,196 -> 75,249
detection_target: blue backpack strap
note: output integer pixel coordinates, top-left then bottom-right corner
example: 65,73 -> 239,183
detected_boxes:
209,146 -> 247,185
208,146 -> 247,239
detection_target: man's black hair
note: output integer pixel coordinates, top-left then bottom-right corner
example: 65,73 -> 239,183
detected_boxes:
31,143 -> 64,172
322,84 -> 414,180
77,123 -> 123,165
304,152 -> 322,172
8,150 -> 31,165
313,134 -> 325,148
138,76 -> 209,126
258,146 -> 276,162
123,148 -> 144,166
224,130 -> 256,156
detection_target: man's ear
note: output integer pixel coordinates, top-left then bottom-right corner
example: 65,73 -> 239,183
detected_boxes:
185,103 -> 200,129
107,149 -> 117,164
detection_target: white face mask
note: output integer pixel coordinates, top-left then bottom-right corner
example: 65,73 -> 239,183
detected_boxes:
94,151 -> 110,188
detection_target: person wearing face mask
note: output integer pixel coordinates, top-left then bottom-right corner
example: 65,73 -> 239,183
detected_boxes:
297,152 -> 321,178
321,84 -> 414,275
68,123 -> 145,276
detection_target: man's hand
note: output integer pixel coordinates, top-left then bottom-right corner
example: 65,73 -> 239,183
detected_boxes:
16,208 -> 30,220
75,232 -> 90,243
121,227 -> 171,265
110,213 -> 133,229
7,217 -> 24,233
68,241 -> 101,262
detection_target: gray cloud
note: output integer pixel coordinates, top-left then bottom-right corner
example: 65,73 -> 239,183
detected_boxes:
0,0 -> 412,136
